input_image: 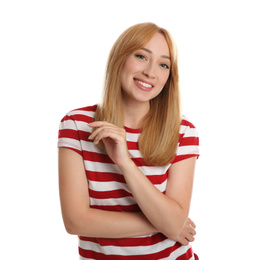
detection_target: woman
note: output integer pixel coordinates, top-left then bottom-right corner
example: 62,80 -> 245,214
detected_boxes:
58,22 -> 199,259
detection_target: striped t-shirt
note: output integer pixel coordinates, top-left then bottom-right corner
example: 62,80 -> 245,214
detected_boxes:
58,105 -> 200,260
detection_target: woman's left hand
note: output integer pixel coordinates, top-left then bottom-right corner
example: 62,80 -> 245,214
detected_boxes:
88,121 -> 131,167
172,218 -> 197,246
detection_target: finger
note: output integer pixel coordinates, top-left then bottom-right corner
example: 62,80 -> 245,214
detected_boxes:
185,233 -> 195,243
189,227 -> 196,236
178,237 -> 189,246
182,223 -> 196,236
89,125 -> 119,139
93,128 -> 126,145
189,218 -> 196,229
89,125 -> 124,142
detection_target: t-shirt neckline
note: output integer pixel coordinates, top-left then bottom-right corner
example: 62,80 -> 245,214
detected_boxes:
124,126 -> 142,133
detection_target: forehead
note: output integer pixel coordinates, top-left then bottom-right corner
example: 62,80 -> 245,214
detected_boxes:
143,33 -> 170,57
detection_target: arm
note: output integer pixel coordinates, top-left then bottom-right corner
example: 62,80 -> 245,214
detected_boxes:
118,156 -> 196,238
58,147 -> 157,238
89,121 -> 197,239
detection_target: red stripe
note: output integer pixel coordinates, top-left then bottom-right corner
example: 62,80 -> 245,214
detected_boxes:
60,114 -> 70,122
86,170 -> 125,182
179,137 -> 199,146
83,150 -> 114,164
70,113 -> 93,123
73,105 -> 97,112
59,127 -> 91,143
78,130 -> 91,141
171,154 -> 199,164
127,141 -> 138,150
87,169 -> 167,185
178,133 -> 185,143
90,204 -> 140,212
79,233 -> 167,246
58,129 -> 79,140
131,157 -> 147,167
147,172 -> 167,185
124,126 -> 141,133
61,113 -> 93,124
181,119 -> 196,128
89,188 -> 132,199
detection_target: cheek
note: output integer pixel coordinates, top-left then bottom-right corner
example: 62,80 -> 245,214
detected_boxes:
121,61 -> 131,79
121,61 -> 139,85
159,72 -> 170,87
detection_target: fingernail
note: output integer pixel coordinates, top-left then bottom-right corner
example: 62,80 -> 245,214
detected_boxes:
88,134 -> 92,140
88,123 -> 92,127
93,136 -> 98,145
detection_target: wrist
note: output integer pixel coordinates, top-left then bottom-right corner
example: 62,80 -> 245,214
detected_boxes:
117,157 -> 136,173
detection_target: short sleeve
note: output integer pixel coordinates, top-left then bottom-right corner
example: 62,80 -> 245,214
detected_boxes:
58,114 -> 82,155
171,118 -> 200,164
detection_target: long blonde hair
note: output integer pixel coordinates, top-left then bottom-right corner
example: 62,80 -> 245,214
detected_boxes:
94,22 -> 181,166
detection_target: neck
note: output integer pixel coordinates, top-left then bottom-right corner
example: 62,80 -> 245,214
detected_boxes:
122,100 -> 150,129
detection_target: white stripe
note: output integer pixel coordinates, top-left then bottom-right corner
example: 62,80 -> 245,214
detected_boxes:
59,120 -> 77,130
159,244 -> 192,260
139,165 -> 170,176
90,196 -> 136,206
76,120 -> 93,131
81,140 -> 105,154
85,160 -> 120,173
176,145 -> 199,156
79,238 -> 176,256
58,138 -> 81,151
184,127 -> 198,138
126,132 -> 140,142
155,179 -> 167,192
128,149 -> 142,158
59,118 -> 92,132
68,110 -> 95,117
180,126 -> 198,138
89,181 -> 130,192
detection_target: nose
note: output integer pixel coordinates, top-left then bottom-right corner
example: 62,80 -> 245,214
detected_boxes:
143,63 -> 156,79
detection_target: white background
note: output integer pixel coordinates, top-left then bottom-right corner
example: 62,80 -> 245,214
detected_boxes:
1,0 -> 256,259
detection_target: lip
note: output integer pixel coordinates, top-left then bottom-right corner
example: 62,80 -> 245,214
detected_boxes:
134,78 -> 154,91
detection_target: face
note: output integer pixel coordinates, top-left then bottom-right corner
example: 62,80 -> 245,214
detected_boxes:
120,32 -> 171,105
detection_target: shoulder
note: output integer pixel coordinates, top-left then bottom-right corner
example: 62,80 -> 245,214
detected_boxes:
61,105 -> 97,123
170,115 -> 199,164
66,105 -> 97,119
59,104 -> 97,132
180,115 -> 197,129
179,115 -> 198,137
58,105 -> 97,153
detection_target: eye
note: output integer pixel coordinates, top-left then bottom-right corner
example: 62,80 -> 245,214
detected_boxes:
135,54 -> 146,60
160,63 -> 170,69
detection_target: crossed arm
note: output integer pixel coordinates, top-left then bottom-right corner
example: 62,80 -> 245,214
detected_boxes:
58,121 -> 197,245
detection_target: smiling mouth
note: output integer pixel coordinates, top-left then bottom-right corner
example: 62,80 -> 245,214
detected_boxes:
135,79 -> 153,89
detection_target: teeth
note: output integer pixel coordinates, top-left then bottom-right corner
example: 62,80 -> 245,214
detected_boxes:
136,80 -> 152,88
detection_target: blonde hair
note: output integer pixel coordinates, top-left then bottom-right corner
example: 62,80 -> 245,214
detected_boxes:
94,22 -> 181,166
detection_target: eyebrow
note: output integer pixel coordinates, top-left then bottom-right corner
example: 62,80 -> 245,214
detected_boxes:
141,47 -> 171,60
